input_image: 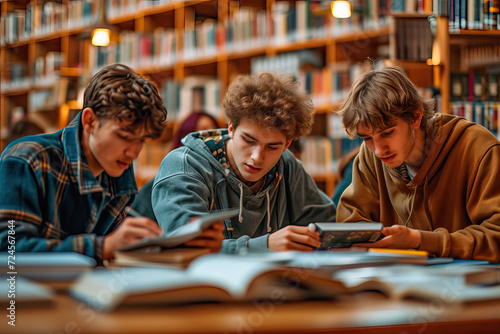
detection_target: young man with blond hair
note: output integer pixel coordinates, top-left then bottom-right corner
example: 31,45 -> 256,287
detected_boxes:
153,72 -> 336,253
336,65 -> 500,262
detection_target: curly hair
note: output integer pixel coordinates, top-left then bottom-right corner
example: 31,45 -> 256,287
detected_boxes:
83,63 -> 167,138
222,72 -> 314,140
338,65 -> 436,139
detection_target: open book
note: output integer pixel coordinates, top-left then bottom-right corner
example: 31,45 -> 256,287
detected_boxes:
332,263 -> 500,303
71,253 -> 345,311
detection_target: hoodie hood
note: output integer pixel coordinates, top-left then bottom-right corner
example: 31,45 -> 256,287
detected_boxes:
409,113 -> 475,186
181,129 -> 283,234
182,129 -> 232,174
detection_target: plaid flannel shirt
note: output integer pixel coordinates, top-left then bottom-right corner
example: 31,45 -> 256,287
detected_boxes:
0,112 -> 137,263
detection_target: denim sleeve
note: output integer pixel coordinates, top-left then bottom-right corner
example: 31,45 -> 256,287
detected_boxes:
0,156 -> 104,263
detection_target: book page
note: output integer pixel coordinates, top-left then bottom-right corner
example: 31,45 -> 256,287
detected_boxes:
71,267 -> 228,311
187,255 -> 281,299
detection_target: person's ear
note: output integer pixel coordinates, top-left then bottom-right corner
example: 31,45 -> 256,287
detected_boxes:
284,140 -> 292,150
412,110 -> 423,129
82,108 -> 98,134
228,121 -> 234,139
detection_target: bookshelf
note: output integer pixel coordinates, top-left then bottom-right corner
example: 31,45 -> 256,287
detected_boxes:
2,0 -> 462,196
432,12 -> 500,138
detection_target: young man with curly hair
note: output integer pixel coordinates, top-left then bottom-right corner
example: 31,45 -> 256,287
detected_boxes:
336,65 -> 500,262
0,64 -> 223,263
153,72 -> 336,253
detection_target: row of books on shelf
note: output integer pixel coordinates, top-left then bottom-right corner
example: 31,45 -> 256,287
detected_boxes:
443,0 -> 500,31
184,2 -> 391,54
391,0 -> 430,13
449,101 -> 500,135
3,0 -> 425,48
252,57 -> 371,106
0,1 -> 102,45
450,72 -> 500,102
395,17 -> 433,61
27,83 -> 67,114
2,52 -> 64,93
299,135 -> 362,176
463,44 -> 500,68
159,76 -> 221,122
107,0 -> 179,18
88,29 -> 177,73
432,0 -> 500,31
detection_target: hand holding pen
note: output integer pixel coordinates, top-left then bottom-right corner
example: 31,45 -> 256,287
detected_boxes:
102,206 -> 163,260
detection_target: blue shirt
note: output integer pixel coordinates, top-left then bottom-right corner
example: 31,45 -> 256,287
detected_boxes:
0,112 -> 137,262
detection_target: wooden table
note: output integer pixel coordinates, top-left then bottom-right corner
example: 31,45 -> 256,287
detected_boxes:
3,290 -> 500,334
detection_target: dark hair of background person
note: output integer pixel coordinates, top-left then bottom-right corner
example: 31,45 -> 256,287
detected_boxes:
132,110 -> 220,223
332,147 -> 360,207
171,111 -> 219,150
6,119 -> 45,146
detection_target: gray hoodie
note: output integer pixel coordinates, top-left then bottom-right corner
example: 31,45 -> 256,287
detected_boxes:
152,129 -> 336,253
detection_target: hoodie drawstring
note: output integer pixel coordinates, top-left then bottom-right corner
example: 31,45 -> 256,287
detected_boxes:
238,183 -> 272,233
404,186 -> 418,227
393,184 -> 418,228
238,183 -> 244,223
423,174 -> 433,231
266,190 -> 271,232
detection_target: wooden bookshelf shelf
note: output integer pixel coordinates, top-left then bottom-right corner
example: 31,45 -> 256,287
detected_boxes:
390,12 -> 431,19
452,29 -> 500,36
335,26 -> 390,44
183,56 -> 219,67
1,89 -> 30,97
272,38 -> 328,54
225,47 -> 267,60
142,3 -> 178,17
35,32 -> 62,43
109,13 -> 137,25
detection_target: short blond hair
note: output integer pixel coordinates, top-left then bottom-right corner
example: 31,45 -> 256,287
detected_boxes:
223,72 -> 314,140
339,66 -> 435,139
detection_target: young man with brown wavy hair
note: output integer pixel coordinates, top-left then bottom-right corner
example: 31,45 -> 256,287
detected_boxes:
336,65 -> 500,262
0,64 -> 223,263
153,72 -> 336,253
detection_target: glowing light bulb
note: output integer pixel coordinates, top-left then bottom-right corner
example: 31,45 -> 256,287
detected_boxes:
91,29 -> 111,47
331,1 -> 352,19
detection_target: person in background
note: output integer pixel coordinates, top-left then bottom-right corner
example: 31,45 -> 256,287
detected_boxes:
0,64 -> 223,263
153,72 -> 336,254
336,65 -> 500,262
331,147 -> 359,207
171,111 -> 220,150
6,119 -> 45,145
131,111 -> 220,221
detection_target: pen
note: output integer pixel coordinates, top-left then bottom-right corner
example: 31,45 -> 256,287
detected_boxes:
126,207 -> 142,218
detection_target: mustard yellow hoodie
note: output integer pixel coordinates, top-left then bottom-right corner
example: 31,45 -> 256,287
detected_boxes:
337,114 -> 500,262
